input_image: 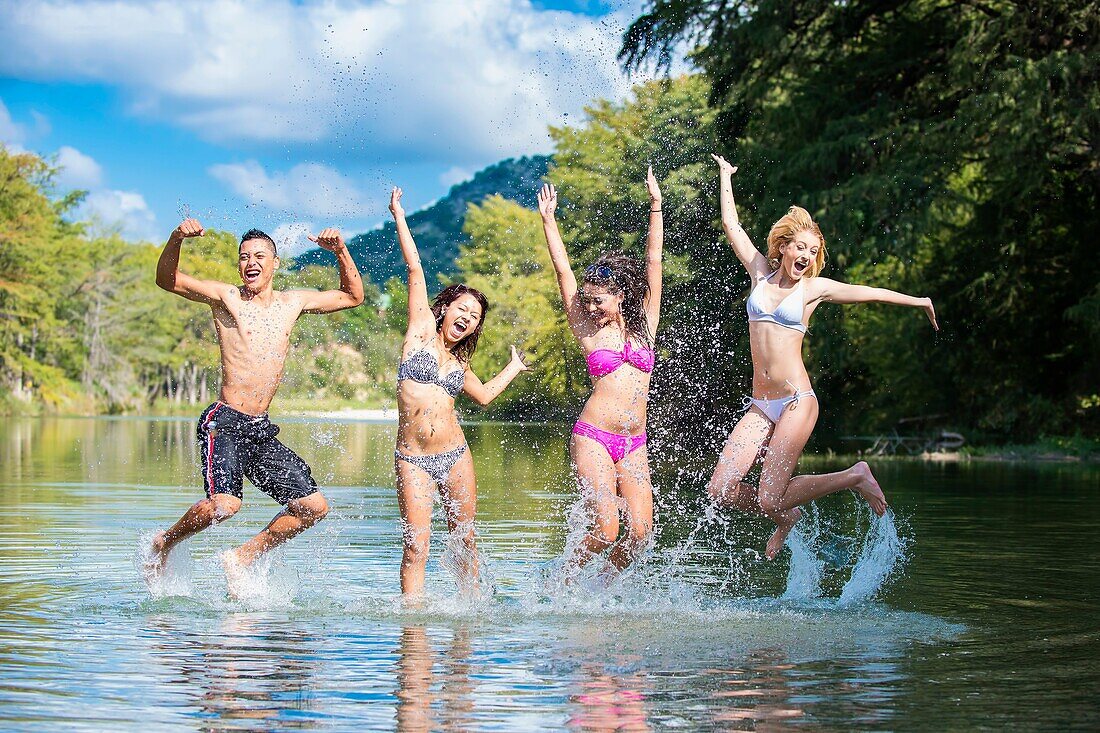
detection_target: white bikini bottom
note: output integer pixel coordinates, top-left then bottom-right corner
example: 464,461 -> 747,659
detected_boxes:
743,381 -> 817,424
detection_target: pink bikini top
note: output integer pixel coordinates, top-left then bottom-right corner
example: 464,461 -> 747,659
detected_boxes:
586,340 -> 655,377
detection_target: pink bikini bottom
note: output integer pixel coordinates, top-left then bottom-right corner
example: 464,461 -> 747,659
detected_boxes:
572,420 -> 648,464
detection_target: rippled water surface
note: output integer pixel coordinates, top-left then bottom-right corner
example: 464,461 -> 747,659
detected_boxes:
1,417 -> 1098,730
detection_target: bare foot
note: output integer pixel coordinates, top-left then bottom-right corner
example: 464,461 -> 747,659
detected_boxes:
142,532 -> 168,586
765,507 -> 802,560
221,549 -> 248,600
852,461 -> 888,516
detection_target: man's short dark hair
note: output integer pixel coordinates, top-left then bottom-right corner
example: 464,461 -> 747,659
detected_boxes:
240,228 -> 277,255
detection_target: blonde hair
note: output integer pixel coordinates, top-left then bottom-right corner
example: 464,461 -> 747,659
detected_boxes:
766,206 -> 827,278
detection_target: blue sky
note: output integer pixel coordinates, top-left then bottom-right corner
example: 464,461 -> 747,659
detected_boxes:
0,0 -> 649,253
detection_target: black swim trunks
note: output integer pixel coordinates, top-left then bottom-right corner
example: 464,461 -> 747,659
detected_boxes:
196,402 -> 318,505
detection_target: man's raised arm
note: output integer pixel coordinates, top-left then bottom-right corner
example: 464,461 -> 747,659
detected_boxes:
298,228 -> 366,314
155,218 -> 230,304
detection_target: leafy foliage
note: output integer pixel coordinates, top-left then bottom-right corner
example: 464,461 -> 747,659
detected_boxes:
621,0 -> 1100,437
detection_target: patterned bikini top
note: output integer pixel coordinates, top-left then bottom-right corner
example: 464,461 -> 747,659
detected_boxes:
397,349 -> 465,398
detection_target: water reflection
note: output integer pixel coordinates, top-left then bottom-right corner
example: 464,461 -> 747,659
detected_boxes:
2,418 -> 1098,729
706,649 -> 806,728
394,625 -> 475,732
568,661 -> 651,732
148,614 -> 320,730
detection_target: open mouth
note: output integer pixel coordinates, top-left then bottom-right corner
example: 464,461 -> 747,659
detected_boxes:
452,320 -> 469,338
244,268 -> 261,282
792,260 -> 809,276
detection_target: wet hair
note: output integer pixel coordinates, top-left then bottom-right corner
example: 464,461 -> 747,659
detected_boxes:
766,206 -> 827,277
432,283 -> 490,363
582,250 -> 652,345
240,228 -> 277,256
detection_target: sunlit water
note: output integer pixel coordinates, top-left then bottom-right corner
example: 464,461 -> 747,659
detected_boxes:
1,417 -> 1098,729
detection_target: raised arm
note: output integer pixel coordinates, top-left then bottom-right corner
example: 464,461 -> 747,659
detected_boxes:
390,187 -> 435,335
711,154 -> 770,278
537,184 -> 581,322
461,346 -> 530,406
296,228 -> 366,314
643,166 -> 663,333
814,278 -> 939,330
155,219 -> 231,304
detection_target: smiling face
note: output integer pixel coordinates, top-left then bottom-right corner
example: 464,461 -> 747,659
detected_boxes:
779,229 -> 822,281
238,238 -> 278,292
581,283 -> 624,328
440,293 -> 484,346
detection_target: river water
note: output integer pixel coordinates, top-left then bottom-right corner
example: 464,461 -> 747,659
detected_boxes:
1,417 -> 1097,730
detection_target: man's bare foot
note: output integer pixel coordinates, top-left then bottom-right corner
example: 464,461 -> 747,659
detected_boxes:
142,532 -> 169,586
765,507 -> 802,560
852,461 -> 888,516
221,549 -> 249,599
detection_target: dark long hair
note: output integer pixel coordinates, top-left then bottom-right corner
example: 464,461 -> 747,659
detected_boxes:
431,283 -> 490,363
583,250 -> 651,345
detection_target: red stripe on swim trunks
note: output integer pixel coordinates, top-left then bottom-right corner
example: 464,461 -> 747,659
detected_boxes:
204,403 -> 226,496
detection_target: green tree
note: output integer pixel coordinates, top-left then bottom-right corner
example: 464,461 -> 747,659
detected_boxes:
456,195 -> 580,417
622,0 -> 1100,438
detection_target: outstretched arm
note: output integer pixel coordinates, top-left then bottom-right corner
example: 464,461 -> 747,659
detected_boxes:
390,187 -> 436,335
155,218 -> 231,304
462,346 -> 530,406
643,166 -> 663,333
537,184 -> 582,325
298,228 -> 366,313
711,154 -> 770,278
815,278 -> 939,330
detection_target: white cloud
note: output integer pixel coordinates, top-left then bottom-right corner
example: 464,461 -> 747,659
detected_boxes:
0,99 -> 25,146
55,146 -> 104,189
439,166 -> 472,188
271,221 -> 316,257
0,1 -> 647,164
78,189 -> 159,241
209,160 -> 381,220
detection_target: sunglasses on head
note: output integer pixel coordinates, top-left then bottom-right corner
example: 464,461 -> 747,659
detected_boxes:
585,264 -> 614,280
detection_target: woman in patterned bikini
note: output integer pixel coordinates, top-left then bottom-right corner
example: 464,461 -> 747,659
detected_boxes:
389,186 -> 529,598
537,168 -> 663,579
706,154 -> 938,559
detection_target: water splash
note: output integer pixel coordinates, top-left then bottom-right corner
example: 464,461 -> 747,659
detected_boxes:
137,532 -> 194,599
838,511 -> 904,606
781,517 -> 825,602
221,550 -> 299,608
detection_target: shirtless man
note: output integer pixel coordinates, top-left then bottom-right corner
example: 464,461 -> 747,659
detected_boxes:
144,218 -> 364,593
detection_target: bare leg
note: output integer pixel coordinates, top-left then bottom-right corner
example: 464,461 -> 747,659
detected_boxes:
144,494 -> 241,583
607,445 -> 654,572
440,449 -> 479,594
224,491 -> 329,566
397,459 -> 437,598
708,408 -> 773,513
757,399 -> 820,560
565,433 -> 620,574
772,461 -> 887,515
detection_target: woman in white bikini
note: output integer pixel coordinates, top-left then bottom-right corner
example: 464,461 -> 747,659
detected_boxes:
707,154 -> 939,559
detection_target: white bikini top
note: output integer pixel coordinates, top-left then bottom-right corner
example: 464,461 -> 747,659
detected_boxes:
745,270 -> 807,333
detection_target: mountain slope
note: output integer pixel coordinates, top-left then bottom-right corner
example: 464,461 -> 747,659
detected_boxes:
293,155 -> 551,285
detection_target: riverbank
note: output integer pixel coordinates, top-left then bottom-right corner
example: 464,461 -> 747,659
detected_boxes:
813,434 -> 1100,464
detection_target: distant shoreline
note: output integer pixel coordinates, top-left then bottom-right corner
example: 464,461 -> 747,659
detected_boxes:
286,408 -> 399,422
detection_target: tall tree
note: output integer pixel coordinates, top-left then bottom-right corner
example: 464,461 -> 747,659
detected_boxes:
621,0 -> 1100,437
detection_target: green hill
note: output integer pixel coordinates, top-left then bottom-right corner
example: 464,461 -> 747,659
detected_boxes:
292,155 -> 551,285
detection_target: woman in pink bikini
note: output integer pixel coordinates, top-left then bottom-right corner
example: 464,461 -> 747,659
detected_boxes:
537,168 -> 663,577
707,154 -> 939,559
